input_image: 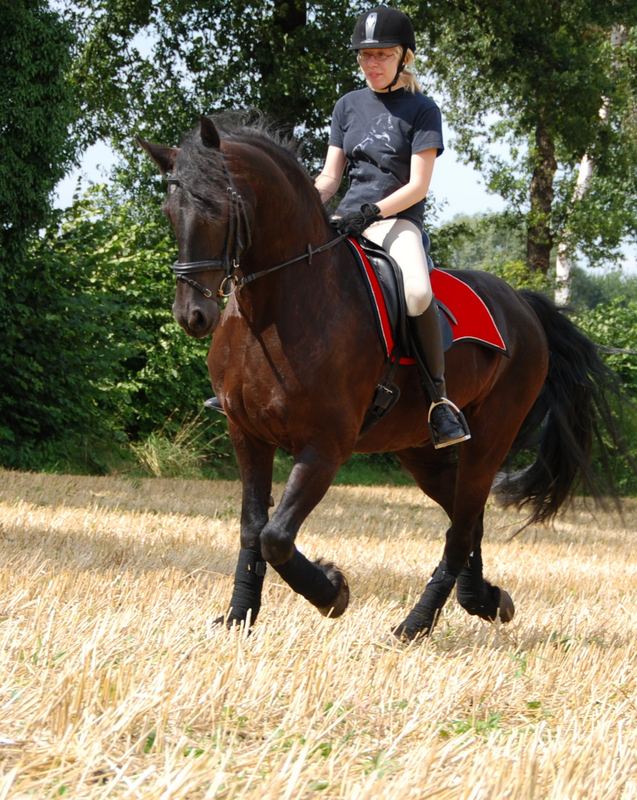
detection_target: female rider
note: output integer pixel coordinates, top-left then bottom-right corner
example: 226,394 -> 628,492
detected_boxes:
314,5 -> 470,448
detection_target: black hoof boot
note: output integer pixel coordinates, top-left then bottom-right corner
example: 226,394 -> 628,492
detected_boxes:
429,400 -> 471,449
204,396 -> 226,416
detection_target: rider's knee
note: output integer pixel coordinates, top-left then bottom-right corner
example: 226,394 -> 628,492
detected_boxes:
406,286 -> 433,316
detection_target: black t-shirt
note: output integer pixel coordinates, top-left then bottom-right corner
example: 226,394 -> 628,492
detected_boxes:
329,87 -> 444,226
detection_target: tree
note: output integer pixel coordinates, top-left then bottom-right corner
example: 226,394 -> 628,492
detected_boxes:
70,1 -> 359,167
42,187 -> 215,440
411,1 -> 637,275
0,0 -> 78,259
0,183 -> 222,471
429,211 -> 525,271
555,25 -> 634,303
0,0 -> 80,453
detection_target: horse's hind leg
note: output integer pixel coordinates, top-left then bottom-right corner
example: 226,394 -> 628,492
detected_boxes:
455,512 -> 514,623
395,444 -> 513,639
395,446 -> 462,638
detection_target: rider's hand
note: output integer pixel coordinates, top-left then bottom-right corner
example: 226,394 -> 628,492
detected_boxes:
334,203 -> 382,236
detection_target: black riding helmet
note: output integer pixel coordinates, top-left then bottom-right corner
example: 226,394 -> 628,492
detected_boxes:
351,6 -> 416,91
351,6 -> 416,52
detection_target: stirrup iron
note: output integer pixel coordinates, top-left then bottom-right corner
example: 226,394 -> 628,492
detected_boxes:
204,396 -> 227,416
427,398 -> 471,449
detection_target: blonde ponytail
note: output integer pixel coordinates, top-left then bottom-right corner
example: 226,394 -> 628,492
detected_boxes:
399,49 -> 421,93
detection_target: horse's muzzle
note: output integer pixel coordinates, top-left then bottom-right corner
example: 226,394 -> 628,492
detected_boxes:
172,300 -> 220,339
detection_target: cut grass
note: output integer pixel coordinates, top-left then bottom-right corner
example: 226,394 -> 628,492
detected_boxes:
0,469 -> 635,798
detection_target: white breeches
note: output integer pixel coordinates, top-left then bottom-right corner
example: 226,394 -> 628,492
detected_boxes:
362,218 -> 432,316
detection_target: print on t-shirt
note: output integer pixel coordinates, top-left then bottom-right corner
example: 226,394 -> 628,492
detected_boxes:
352,113 -> 398,167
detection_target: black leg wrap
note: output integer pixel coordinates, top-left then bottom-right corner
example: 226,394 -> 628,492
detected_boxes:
455,550 -> 500,621
224,548 -> 267,626
393,560 -> 457,641
273,548 -> 339,609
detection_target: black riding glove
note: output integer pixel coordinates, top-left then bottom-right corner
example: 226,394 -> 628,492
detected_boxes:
334,203 -> 382,236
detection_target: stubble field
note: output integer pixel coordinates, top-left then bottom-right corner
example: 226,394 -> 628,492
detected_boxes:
0,468 -> 635,799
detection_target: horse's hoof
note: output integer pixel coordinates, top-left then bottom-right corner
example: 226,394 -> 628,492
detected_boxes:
374,632 -> 409,650
212,613 -> 254,632
391,623 -> 429,643
315,561 -> 350,618
498,589 -> 515,623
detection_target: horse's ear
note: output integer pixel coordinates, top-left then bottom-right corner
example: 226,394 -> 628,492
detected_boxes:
137,137 -> 178,174
200,116 -> 221,149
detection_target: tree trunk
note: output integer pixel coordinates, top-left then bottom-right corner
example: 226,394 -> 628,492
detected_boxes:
553,25 -> 627,304
527,121 -> 557,274
554,154 -> 593,305
254,1 -> 308,136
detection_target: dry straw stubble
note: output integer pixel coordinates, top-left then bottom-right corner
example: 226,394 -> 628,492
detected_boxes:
0,470 -> 636,799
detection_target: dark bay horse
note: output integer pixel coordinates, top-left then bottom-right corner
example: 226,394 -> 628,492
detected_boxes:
140,116 -> 622,640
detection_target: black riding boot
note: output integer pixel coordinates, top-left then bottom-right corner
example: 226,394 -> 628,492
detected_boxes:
409,303 -> 471,449
204,396 -> 226,416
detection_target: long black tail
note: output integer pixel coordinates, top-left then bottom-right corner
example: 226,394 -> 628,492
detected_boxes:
493,289 -> 631,525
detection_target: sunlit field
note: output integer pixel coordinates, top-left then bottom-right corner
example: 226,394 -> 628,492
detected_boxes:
0,469 -> 636,799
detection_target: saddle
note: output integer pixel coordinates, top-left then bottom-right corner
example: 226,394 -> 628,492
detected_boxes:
348,236 -> 454,361
346,235 -> 508,433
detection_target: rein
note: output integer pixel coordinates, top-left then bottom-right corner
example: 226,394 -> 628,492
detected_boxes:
168,161 -> 347,299
237,234 -> 349,287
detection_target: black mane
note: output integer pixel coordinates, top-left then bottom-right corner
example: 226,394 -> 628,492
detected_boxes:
173,114 -> 319,219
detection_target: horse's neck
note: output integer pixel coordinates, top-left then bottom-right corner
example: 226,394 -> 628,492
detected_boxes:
239,219 -> 338,326
239,169 -> 338,319
228,141 -> 358,328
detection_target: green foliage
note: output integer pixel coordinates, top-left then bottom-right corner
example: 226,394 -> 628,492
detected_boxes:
48,187 -> 216,434
570,267 -> 637,309
483,260 -> 552,292
70,0 -> 359,168
0,184 -> 232,470
131,413 -> 234,479
429,211 -> 552,292
0,0 -> 82,464
0,216 -> 119,460
0,0 -> 78,256
429,212 -> 525,270
439,712 -> 502,739
410,1 -> 637,272
573,295 -> 637,493
574,297 -> 637,395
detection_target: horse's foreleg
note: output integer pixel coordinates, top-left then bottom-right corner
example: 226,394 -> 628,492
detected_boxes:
261,445 -> 349,618
222,427 -> 275,628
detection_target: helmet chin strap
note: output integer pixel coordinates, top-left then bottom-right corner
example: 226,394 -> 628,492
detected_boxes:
384,45 -> 408,91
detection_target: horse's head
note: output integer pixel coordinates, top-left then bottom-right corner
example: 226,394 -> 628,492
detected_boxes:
139,117 -> 249,338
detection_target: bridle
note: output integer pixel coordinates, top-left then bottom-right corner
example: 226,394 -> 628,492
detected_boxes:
168,159 -> 348,300
168,162 -> 252,300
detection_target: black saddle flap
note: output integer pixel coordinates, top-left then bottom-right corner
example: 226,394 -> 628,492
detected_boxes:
358,236 -> 410,353
357,236 -> 453,355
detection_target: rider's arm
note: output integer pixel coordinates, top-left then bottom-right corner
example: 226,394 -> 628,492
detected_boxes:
314,146 -> 347,204
376,148 -> 437,219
